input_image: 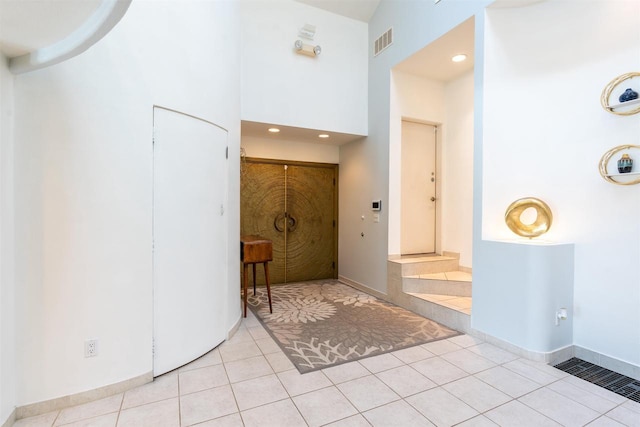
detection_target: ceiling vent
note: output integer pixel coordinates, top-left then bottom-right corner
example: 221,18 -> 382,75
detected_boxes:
374,27 -> 393,57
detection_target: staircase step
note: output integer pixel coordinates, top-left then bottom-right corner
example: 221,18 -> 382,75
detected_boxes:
405,292 -> 472,315
391,256 -> 460,276
403,276 -> 471,297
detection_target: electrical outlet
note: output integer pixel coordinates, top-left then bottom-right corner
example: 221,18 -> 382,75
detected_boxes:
85,339 -> 99,358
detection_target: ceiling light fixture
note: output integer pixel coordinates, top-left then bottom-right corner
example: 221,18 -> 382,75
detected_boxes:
268,128 -> 280,133
451,54 -> 467,63
318,134 -> 330,139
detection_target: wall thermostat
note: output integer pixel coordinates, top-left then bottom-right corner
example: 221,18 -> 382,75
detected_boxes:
372,200 -> 382,211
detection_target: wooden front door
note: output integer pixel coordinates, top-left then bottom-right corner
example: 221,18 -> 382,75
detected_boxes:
241,158 -> 338,284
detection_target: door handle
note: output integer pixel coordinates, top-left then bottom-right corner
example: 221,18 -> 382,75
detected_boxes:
274,213 -> 298,232
430,197 -> 436,202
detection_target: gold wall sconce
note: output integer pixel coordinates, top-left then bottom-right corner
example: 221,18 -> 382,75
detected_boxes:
505,197 -> 553,238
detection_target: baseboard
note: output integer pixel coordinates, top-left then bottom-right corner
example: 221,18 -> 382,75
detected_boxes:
1,409 -> 15,427
465,331 -> 640,379
470,328 -> 574,365
16,371 -> 153,421
228,314 -> 242,339
459,266 -> 472,274
442,251 -> 460,260
338,275 -> 388,299
574,345 -> 640,381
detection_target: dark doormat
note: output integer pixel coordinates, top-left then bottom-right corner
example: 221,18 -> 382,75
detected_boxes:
248,280 -> 461,373
554,358 -> 640,403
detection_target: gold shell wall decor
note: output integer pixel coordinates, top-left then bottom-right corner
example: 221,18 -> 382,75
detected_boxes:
599,145 -> 640,185
504,198 -> 553,238
601,72 -> 640,116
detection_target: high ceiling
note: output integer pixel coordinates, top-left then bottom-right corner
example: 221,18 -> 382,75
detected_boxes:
0,0 -> 474,143
0,0 -> 381,60
294,0 -> 381,23
394,18 -> 475,83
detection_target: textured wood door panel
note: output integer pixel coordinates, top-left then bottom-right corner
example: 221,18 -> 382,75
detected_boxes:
241,159 -> 337,284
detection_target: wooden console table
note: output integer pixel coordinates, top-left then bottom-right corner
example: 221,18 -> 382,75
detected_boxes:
240,235 -> 273,318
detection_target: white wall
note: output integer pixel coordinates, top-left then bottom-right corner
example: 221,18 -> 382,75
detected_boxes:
480,0 -> 640,369
340,0 -> 491,293
442,71 -> 474,268
242,135 -> 339,164
0,54 -> 16,424
12,0 -> 241,406
389,70 -> 444,256
388,69 -> 474,268
240,0 -> 368,136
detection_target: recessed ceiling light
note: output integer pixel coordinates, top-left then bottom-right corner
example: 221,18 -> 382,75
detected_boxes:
318,134 -> 330,138
268,128 -> 280,133
451,54 -> 467,63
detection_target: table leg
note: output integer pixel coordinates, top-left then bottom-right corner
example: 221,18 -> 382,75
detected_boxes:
252,263 -> 257,295
264,262 -> 272,313
243,263 -> 249,318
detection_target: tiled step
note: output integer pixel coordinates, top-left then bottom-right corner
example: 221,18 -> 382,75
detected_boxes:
403,271 -> 472,297
390,255 -> 460,276
386,255 -> 472,333
406,292 -> 473,315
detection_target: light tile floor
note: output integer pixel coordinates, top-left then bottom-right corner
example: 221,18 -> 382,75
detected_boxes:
15,311 -> 640,427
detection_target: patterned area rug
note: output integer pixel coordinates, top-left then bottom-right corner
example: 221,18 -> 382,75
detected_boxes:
248,280 -> 461,373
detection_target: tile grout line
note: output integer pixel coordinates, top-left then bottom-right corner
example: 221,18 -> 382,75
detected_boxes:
177,363 -> 184,426
115,393 -> 124,427
220,344 -> 244,426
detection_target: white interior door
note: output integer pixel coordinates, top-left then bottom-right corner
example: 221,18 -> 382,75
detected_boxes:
153,107 -> 227,376
401,121 -> 437,254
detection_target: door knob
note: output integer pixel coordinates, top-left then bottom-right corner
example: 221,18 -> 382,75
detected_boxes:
430,197 -> 436,202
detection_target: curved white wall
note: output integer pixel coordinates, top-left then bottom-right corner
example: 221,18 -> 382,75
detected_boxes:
8,0 -> 132,74
11,0 -> 240,407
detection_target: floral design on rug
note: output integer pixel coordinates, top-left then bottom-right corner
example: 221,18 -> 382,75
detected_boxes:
247,280 -> 460,373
